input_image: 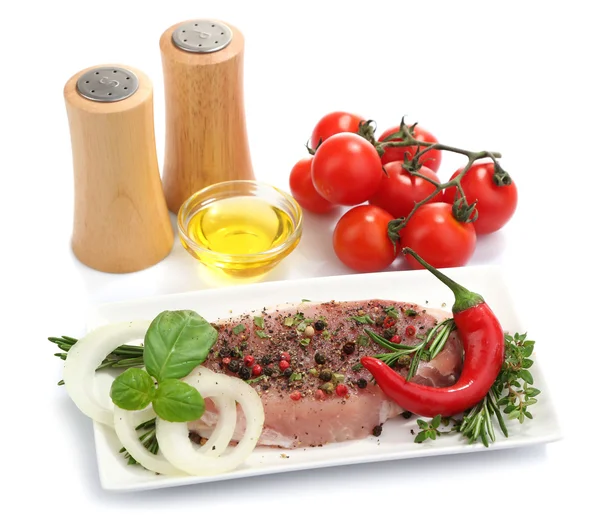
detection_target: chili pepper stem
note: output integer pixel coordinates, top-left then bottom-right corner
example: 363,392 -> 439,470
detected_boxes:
402,248 -> 483,313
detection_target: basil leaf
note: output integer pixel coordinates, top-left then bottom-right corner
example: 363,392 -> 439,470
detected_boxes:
110,369 -> 155,410
152,379 -> 205,422
233,324 -> 245,335
253,316 -> 264,329
144,310 -> 218,382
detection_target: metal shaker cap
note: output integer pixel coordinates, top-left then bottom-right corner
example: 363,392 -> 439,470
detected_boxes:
76,67 -> 139,102
171,20 -> 233,53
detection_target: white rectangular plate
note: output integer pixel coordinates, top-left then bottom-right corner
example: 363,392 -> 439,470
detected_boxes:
88,265 -> 562,492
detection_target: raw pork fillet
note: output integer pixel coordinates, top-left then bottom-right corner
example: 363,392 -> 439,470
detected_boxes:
188,299 -> 463,448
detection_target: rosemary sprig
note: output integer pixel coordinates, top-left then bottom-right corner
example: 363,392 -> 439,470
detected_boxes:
119,418 -> 158,465
49,336 -> 144,385
413,331 -> 540,447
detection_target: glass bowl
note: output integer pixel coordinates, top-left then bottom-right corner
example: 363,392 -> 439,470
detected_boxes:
177,180 -> 303,278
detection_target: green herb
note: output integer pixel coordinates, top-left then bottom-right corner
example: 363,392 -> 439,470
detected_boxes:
384,306 -> 399,319
297,321 -> 308,332
322,329 -> 331,340
284,317 -> 295,327
357,334 -> 369,347
301,299 -> 311,302
414,415 -> 443,443
151,379 -> 205,422
233,324 -> 246,335
143,310 -> 217,382
110,369 -> 156,410
350,315 -> 375,325
246,374 -> 267,384
289,372 -> 303,382
253,316 -> 265,329
404,308 -> 418,317
406,319 -> 455,380
352,363 -> 363,371
255,330 -> 270,339
414,332 -> 540,447
300,338 -> 310,347
333,373 -> 345,384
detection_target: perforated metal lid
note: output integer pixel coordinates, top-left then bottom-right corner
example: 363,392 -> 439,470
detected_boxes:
76,67 -> 139,102
172,20 -> 233,53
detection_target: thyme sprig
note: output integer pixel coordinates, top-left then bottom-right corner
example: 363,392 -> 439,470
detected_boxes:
413,332 -> 540,447
49,336 -> 144,385
119,418 -> 158,465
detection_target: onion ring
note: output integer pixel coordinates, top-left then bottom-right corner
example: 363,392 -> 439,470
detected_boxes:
156,369 -> 265,475
63,320 -> 150,427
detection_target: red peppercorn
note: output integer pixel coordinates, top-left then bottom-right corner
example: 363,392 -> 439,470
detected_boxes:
243,355 -> 255,367
405,325 -> 416,337
336,384 -> 349,397
383,316 -> 395,329
222,357 -> 231,366
290,390 -> 301,401
280,351 -> 291,362
279,360 -> 290,371
390,335 -> 401,344
252,364 -> 263,377
315,389 -> 326,400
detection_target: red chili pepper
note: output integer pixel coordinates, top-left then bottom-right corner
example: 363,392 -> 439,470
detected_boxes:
405,325 -> 416,337
383,316 -> 395,328
361,248 -> 504,417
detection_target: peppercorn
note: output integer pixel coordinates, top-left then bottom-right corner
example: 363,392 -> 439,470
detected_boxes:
401,411 -> 413,419
283,368 -> 293,378
372,424 -> 383,437
342,342 -> 355,355
227,359 -> 241,373
335,384 -> 349,397
390,335 -> 401,344
243,355 -> 255,367
319,369 -> 332,382
239,366 -> 251,380
357,378 -> 368,389
314,352 -> 326,365
320,382 -> 334,394
279,360 -> 290,371
375,315 -> 386,327
315,389 -> 326,400
222,357 -> 231,367
262,384 -> 270,391
219,347 -> 231,358
188,431 -> 203,445
280,351 -> 291,362
290,391 -> 301,401
252,364 -> 263,377
304,325 -> 315,337
314,320 -> 326,331
263,366 -> 274,376
382,328 -> 396,340
259,355 -> 272,366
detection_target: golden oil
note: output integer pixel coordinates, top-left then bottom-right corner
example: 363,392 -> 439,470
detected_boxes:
185,196 -> 295,261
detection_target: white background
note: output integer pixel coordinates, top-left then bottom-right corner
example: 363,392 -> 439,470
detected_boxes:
1,0 -> 597,513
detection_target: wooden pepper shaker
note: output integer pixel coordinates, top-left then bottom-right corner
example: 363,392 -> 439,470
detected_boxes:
64,65 -> 174,273
160,19 -> 255,213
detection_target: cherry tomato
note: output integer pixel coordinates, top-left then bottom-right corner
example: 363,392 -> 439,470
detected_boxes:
289,156 -> 336,214
333,205 -> 397,272
400,203 -> 476,269
369,162 -> 443,219
442,161 -> 518,235
310,111 -> 364,150
312,133 -> 383,206
378,124 -> 442,172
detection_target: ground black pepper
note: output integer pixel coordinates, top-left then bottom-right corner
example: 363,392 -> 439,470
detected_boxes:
372,425 -> 383,437
357,378 -> 368,389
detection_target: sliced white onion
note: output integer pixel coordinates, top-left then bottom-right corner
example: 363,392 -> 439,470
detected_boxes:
114,405 -> 184,476
113,367 -> 237,474
63,320 -> 150,427
156,369 -> 265,476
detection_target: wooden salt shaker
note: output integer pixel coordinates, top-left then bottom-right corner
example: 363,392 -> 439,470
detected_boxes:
64,65 -> 174,273
160,19 -> 255,213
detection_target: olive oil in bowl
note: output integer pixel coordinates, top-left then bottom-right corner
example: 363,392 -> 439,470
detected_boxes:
178,181 -> 303,278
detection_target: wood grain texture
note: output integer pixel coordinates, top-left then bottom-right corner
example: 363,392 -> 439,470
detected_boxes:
160,20 -> 255,213
64,65 -> 174,273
